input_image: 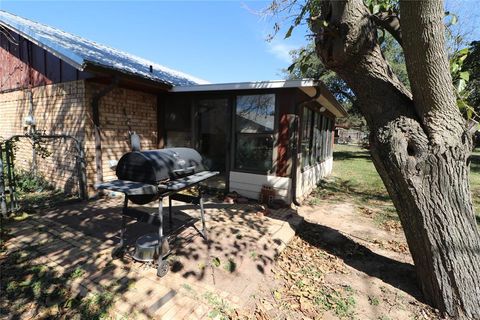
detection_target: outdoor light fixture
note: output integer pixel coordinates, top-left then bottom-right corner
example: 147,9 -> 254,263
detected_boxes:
24,115 -> 36,126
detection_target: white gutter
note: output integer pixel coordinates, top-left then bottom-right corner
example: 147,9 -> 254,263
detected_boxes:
171,79 -> 320,92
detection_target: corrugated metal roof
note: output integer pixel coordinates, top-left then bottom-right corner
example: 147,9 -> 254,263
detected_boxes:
0,10 -> 209,86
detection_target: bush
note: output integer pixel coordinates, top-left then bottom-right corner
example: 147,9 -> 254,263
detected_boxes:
15,170 -> 55,193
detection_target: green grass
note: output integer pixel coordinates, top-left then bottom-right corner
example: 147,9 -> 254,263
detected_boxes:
314,285 -> 356,318
309,144 -> 397,227
470,149 -> 480,224
311,144 -> 480,227
332,144 -> 387,196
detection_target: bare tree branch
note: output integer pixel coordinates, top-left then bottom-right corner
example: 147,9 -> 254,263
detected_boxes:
372,12 -> 403,47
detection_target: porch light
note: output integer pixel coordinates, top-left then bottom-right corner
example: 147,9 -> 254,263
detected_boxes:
24,115 -> 36,126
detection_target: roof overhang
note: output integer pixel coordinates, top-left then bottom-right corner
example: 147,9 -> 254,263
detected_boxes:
171,79 -> 348,118
0,17 -> 85,70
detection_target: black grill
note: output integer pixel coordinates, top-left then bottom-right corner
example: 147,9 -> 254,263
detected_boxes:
95,147 -> 219,278
116,148 -> 206,184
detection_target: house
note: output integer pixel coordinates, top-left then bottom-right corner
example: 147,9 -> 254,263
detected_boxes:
0,11 -> 347,204
334,125 -> 367,145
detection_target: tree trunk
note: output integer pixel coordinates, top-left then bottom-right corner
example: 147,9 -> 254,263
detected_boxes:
314,0 -> 480,318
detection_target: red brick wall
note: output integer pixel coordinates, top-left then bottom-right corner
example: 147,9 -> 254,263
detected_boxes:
0,80 -> 87,194
84,82 -> 158,193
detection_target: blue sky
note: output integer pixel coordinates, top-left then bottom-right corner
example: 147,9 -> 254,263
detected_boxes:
0,1 -> 309,83
0,1 -> 478,84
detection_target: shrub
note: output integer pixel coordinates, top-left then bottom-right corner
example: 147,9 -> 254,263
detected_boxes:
15,170 -> 55,193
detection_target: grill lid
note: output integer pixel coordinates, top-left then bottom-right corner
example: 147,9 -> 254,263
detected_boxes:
116,147 -> 206,184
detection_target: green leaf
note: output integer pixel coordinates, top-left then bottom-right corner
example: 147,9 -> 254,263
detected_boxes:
451,63 -> 459,73
457,99 -> 468,111
211,257 -> 221,267
450,14 -> 458,25
285,26 -> 294,39
273,290 -> 282,300
456,78 -> 467,93
457,48 -> 469,56
287,62 -> 296,73
459,71 -> 470,81
372,4 -> 380,14
467,106 -> 473,120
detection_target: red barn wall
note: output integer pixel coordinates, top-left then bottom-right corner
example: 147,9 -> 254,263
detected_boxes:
0,29 -> 91,93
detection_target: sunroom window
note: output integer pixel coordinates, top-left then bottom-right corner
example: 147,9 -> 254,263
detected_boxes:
165,97 -> 191,147
302,106 -> 333,169
235,94 -> 275,172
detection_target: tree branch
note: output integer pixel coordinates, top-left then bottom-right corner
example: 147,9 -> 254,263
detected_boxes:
372,12 -> 403,47
314,0 -> 415,128
400,0 -> 465,145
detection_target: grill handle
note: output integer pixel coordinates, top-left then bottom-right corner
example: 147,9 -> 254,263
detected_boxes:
172,166 -> 196,174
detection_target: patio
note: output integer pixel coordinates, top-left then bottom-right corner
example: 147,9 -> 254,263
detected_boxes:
1,196 -> 302,319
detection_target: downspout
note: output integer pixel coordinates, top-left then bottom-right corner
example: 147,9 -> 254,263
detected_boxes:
92,77 -> 118,194
291,86 -> 322,206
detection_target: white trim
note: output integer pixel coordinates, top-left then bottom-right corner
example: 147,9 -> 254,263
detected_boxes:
296,157 -> 333,198
171,79 -> 347,118
229,171 -> 291,202
300,87 -> 346,118
171,79 -> 320,92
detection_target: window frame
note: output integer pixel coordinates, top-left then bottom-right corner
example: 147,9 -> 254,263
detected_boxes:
301,105 -> 334,171
233,93 -> 278,175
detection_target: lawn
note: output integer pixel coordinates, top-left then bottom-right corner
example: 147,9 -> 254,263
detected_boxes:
320,144 -> 480,226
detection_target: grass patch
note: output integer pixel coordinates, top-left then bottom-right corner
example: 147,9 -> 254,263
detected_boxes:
223,258 -> 237,273
309,144 -> 397,228
315,285 -> 356,318
469,148 -> 480,224
309,144 -> 480,227
203,292 -> 233,320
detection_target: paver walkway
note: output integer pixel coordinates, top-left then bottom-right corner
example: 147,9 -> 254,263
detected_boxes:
2,197 -> 302,319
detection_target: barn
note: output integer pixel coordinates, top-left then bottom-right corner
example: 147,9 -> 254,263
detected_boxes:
0,10 -> 347,204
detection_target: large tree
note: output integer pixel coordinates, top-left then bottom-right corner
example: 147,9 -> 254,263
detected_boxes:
276,0 -> 480,318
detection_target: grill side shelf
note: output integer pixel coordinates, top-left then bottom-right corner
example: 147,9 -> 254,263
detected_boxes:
95,180 -> 158,195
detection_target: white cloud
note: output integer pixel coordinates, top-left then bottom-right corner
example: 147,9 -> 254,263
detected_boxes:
267,40 -> 297,63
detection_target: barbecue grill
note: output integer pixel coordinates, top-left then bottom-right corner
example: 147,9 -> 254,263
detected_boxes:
96,147 -> 218,277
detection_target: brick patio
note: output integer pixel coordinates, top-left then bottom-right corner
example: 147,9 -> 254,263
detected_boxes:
2,197 -> 302,319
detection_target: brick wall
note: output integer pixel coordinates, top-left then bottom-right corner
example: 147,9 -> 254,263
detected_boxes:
84,83 -> 158,194
0,80 -> 87,194
0,80 -> 160,197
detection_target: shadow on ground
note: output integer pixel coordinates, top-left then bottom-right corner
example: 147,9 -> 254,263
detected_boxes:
316,179 -> 391,203
296,220 -> 424,304
0,221 -> 135,320
1,196 -> 298,319
333,149 -> 371,161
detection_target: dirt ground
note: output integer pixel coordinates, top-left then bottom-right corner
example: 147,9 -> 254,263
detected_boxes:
239,197 -> 443,320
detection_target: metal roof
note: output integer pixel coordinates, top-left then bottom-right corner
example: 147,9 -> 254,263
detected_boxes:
0,10 -> 209,86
